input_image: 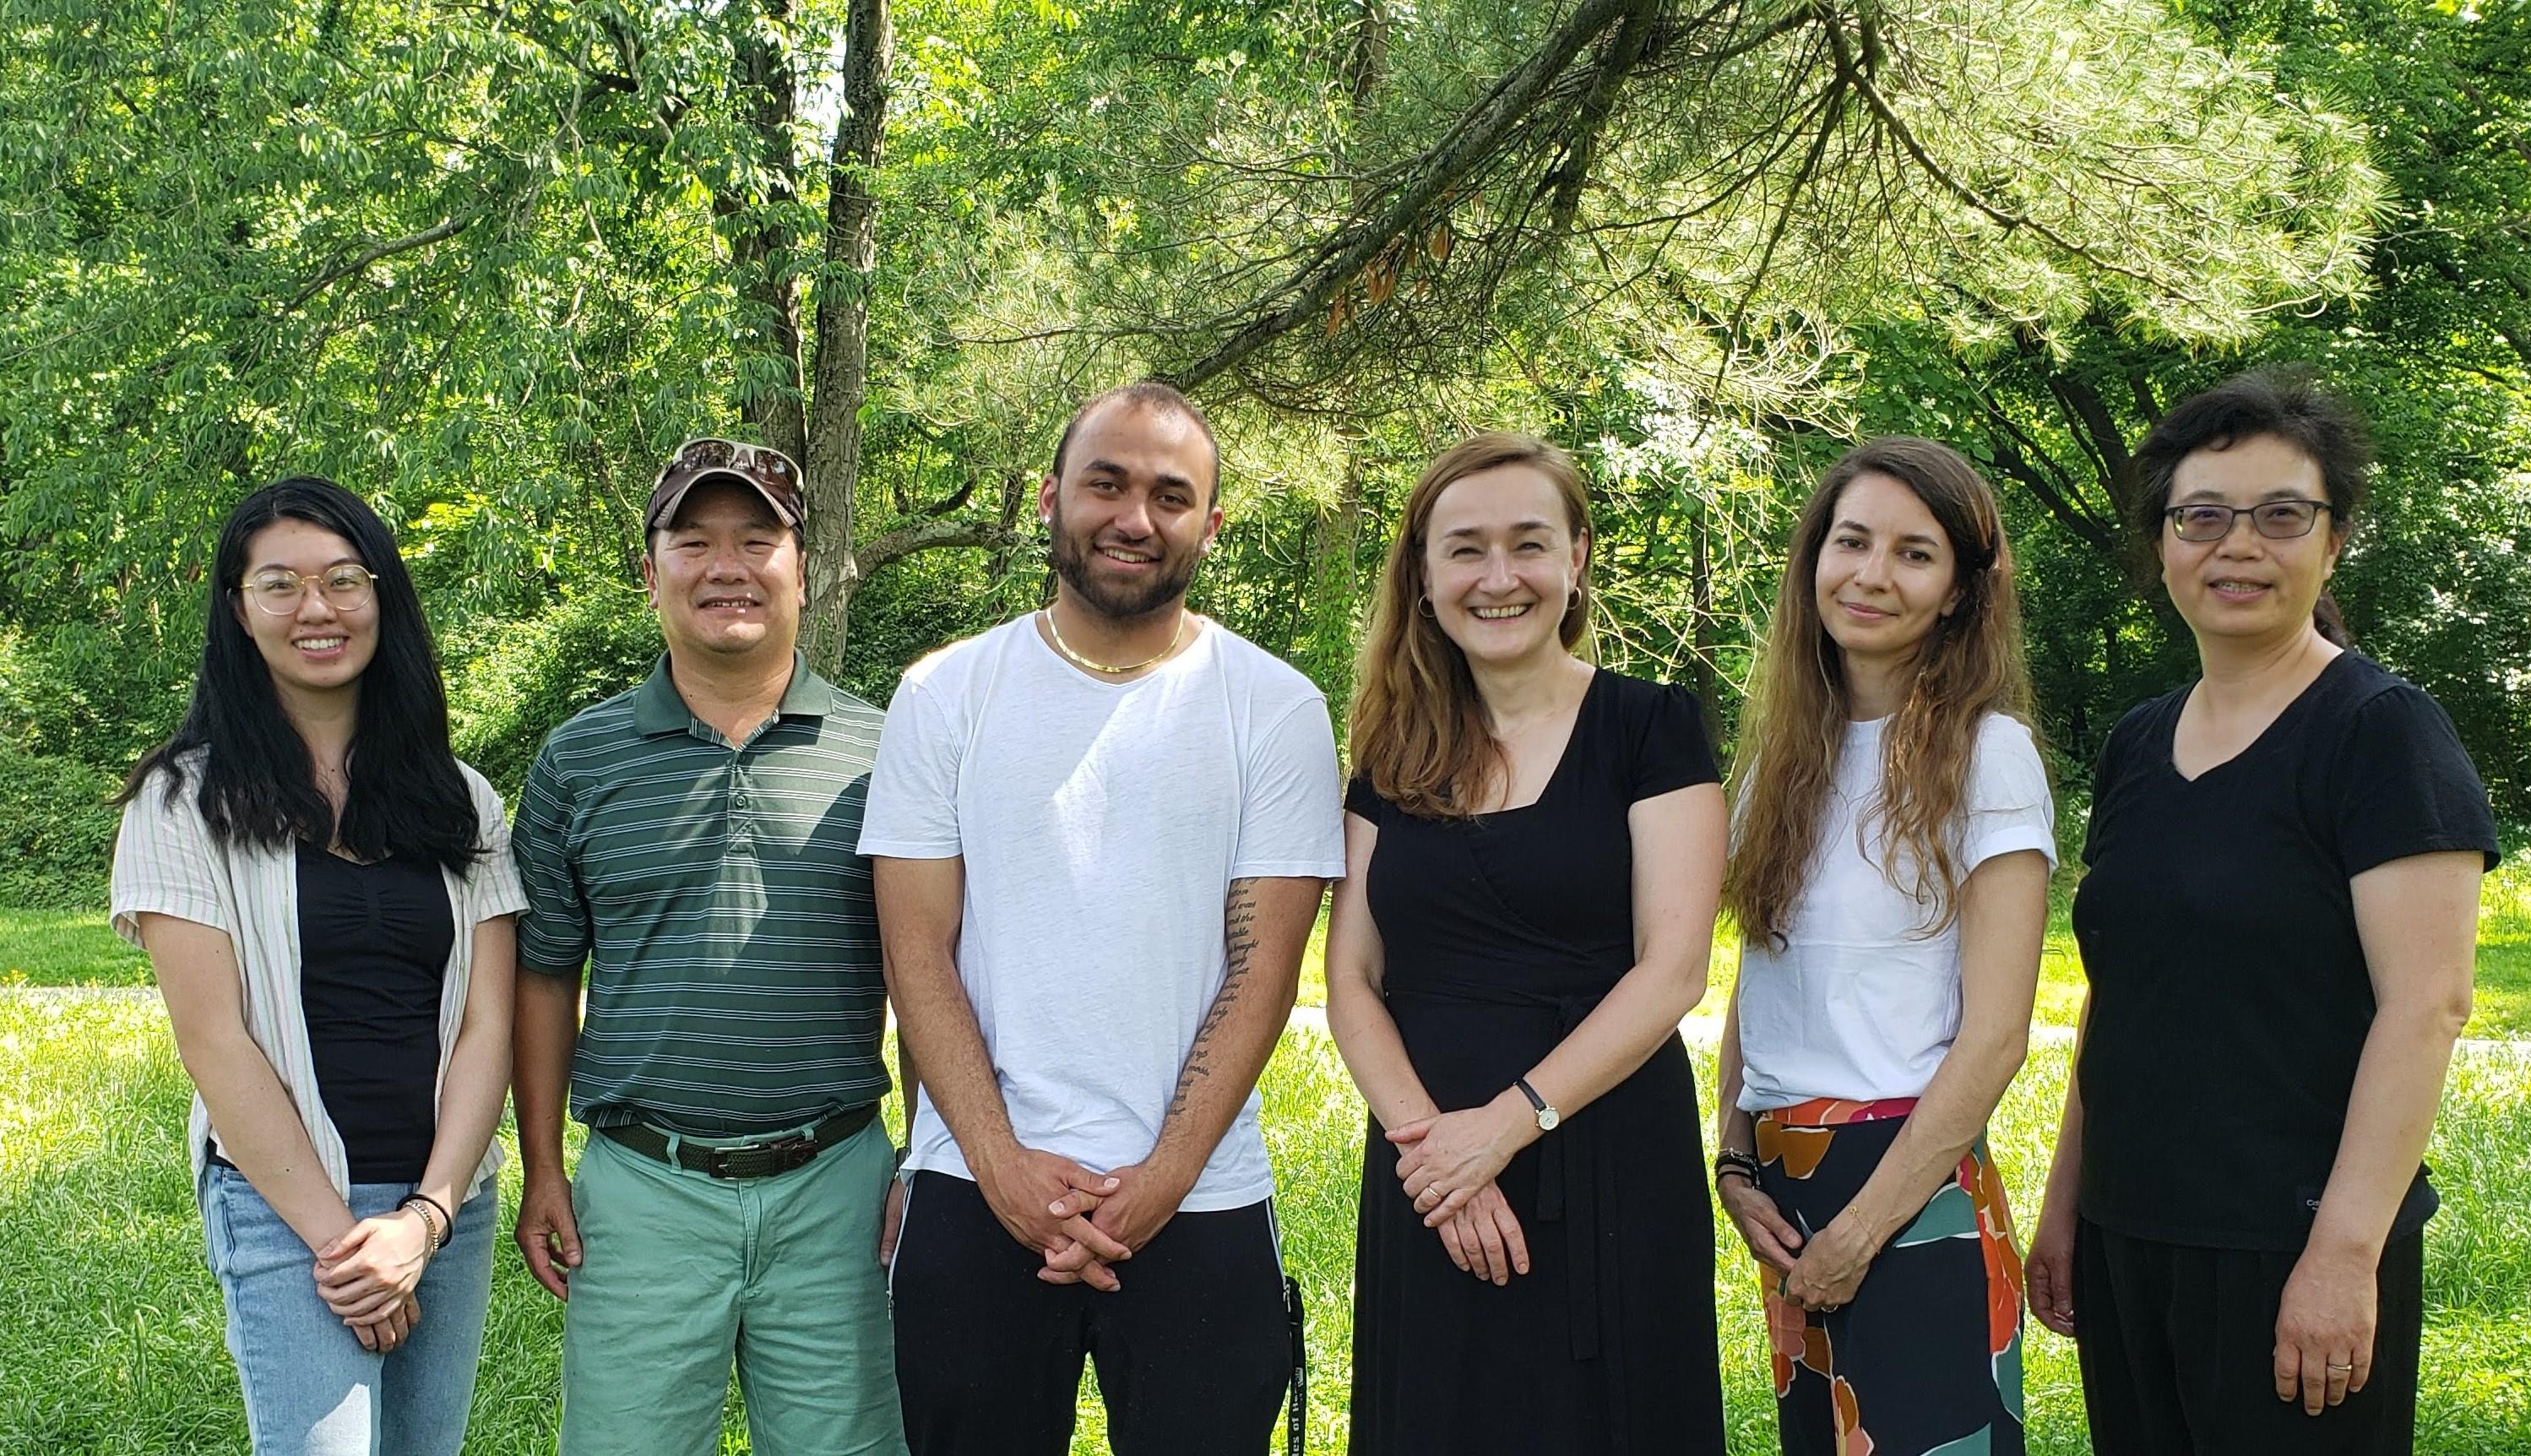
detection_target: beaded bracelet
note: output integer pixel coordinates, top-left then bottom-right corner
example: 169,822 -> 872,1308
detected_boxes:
1713,1148 -> 1762,1187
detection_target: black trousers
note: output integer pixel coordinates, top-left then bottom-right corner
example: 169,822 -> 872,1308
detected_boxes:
890,1170 -> 1292,1456
2073,1218 -> 2425,1456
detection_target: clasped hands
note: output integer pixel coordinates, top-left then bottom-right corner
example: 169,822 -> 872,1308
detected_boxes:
976,1146 -> 1194,1290
1717,1174 -> 1876,1313
1388,1100 -> 1532,1286
313,1206 -> 435,1352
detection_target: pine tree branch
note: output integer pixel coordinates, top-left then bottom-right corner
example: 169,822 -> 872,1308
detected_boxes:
1167,0 -> 1654,392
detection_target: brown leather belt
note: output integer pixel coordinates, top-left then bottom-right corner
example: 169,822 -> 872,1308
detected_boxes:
596,1104 -> 876,1180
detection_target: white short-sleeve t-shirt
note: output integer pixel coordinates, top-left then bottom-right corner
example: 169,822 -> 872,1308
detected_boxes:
858,615 -> 1345,1210
1735,712 -> 2056,1111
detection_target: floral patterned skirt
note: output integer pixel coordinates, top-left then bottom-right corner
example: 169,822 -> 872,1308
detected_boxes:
1753,1097 -> 2025,1456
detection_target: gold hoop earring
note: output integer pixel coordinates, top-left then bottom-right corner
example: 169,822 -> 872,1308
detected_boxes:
1416,595 -> 1436,619
1567,586 -> 1583,610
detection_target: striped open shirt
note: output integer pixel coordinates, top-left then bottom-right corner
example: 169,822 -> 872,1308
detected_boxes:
109,749 -> 527,1202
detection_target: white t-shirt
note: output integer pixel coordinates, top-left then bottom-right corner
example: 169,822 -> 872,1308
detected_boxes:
857,615 -> 1345,1209
1735,712 -> 2056,1111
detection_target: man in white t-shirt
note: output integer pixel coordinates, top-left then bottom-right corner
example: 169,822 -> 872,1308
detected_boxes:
859,380 -> 1344,1456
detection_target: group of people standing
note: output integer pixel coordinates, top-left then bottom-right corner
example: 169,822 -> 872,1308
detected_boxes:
109,366 -> 2495,1456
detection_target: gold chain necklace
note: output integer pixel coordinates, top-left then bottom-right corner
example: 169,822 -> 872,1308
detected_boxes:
1041,608 -> 1189,675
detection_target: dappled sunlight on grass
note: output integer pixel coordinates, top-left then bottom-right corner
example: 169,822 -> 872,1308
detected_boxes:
7,991 -> 2526,1453
0,859 -> 2524,1451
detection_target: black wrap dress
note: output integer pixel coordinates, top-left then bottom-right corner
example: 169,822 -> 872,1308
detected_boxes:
1344,669 -> 1727,1455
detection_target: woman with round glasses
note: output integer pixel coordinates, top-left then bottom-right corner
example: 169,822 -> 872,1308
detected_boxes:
2025,370 -> 2496,1452
111,475 -> 524,1454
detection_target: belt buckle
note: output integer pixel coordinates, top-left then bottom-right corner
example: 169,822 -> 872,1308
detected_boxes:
764,1134 -> 819,1174
703,1133 -> 817,1180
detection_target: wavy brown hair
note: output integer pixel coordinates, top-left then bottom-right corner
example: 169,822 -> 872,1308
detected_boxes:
1350,432 -> 1594,818
1724,437 -> 2034,945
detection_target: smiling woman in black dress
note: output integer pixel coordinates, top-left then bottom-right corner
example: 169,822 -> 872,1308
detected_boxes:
1325,432 -> 1730,1455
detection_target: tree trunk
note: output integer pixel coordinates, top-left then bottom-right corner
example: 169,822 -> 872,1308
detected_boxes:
801,0 -> 893,674
728,2 -> 809,468
1302,444 -> 1366,714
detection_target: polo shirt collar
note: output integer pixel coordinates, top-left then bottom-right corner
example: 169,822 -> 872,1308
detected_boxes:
631,651 -> 834,738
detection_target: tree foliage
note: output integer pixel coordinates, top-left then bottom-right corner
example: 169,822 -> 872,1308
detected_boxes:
2,0 -> 2520,829
1840,0 -> 2531,814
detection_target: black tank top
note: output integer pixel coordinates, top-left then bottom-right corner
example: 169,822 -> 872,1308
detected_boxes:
296,844 -> 454,1183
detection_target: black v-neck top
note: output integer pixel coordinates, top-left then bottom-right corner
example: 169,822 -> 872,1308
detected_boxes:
2071,653 -> 2496,1249
1347,669 -> 1719,1002
1341,671 -> 1728,1451
296,844 -> 454,1184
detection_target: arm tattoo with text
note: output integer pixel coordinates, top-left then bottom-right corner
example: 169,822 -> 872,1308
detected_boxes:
1167,877 -> 1263,1118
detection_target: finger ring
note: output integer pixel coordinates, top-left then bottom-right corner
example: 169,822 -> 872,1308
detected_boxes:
2327,1362 -> 2353,1373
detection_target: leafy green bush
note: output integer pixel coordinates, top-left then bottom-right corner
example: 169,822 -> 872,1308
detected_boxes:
0,627 -> 192,774
0,744 -> 122,909
445,586 -> 664,801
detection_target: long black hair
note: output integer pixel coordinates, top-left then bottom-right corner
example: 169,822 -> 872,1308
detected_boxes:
120,475 -> 481,872
2129,366 -> 2370,647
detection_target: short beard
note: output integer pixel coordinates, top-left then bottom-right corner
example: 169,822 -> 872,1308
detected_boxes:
1049,507 -> 1198,622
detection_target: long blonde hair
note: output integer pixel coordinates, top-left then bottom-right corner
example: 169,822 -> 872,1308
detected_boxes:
1725,437 -> 2034,944
1350,432 -> 1594,818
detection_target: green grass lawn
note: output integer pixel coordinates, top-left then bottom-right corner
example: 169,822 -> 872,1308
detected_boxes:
24,859 -> 2528,1035
2469,861 -> 2531,1040
0,905 -> 149,986
3,991 -> 2527,1453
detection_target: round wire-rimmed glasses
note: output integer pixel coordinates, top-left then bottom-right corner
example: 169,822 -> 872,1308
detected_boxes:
238,566 -> 379,615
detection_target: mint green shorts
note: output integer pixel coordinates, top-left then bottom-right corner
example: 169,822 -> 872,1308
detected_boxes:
560,1116 -> 908,1455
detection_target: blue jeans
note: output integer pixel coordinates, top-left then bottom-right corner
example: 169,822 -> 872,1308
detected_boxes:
201,1164 -> 496,1456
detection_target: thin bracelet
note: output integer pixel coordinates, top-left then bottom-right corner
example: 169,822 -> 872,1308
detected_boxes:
1714,1165 -> 1759,1189
405,1191 -> 453,1231
398,1197 -> 443,1253
400,1194 -> 450,1253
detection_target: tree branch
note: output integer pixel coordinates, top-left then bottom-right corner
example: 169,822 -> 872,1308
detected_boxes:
1823,9 -> 2164,294
854,517 -> 1029,581
1545,0 -> 1661,234
1983,438 -> 2116,554
280,216 -> 474,312
1166,0 -> 1650,392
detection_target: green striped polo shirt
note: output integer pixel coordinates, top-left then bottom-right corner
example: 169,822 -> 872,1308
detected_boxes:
512,653 -> 890,1136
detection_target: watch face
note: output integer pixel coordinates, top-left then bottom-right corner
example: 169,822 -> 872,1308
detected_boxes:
1536,1106 -> 1561,1132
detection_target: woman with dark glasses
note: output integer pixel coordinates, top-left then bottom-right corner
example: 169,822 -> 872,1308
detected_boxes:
111,475 -> 523,1453
2026,370 -> 2496,1453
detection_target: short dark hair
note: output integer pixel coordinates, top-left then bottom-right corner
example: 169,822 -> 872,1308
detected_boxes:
1050,380 -> 1221,498
2130,366 -> 2372,644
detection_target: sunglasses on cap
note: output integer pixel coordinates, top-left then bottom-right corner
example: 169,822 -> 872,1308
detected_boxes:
648,437 -> 806,531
